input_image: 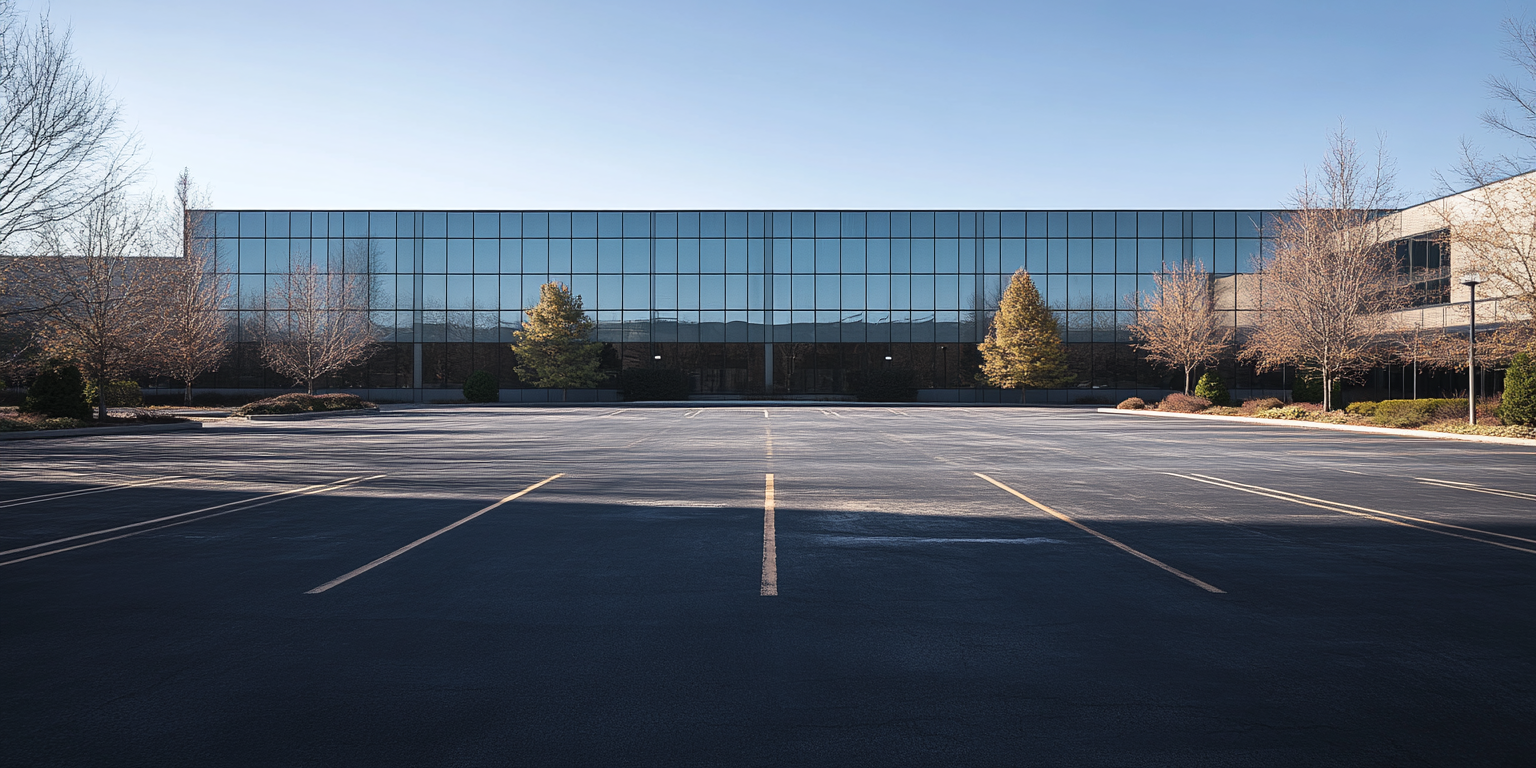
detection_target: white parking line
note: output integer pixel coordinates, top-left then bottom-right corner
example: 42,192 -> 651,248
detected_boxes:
0,475 -> 185,510
0,475 -> 387,568
1416,478 -> 1536,502
975,472 -> 1224,594
761,473 -> 777,596
1172,473 -> 1536,555
887,408 -> 908,416
307,473 -> 565,594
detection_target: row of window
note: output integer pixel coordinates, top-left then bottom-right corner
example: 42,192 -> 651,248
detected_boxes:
233,273 -> 1259,312
202,210 -> 1278,241
211,237 -> 1265,277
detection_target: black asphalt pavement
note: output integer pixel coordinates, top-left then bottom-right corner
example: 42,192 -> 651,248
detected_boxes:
1,406 -> 1534,766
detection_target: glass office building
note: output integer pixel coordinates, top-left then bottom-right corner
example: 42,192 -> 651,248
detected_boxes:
192,210 -> 1291,399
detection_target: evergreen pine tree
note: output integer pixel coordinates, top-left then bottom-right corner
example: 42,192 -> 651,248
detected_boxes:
1193,371 -> 1230,406
510,283 -> 604,389
978,269 -> 1072,389
1499,352 -> 1535,426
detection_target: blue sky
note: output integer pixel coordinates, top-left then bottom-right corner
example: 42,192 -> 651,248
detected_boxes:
31,1 -> 1535,210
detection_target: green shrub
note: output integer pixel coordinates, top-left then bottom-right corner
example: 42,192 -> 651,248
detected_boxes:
1256,405 -> 1312,420
1368,398 -> 1465,428
463,370 -> 500,403
21,360 -> 90,420
83,379 -> 143,408
619,369 -> 691,401
1499,353 -> 1536,426
1156,393 -> 1211,413
856,368 -> 917,402
1116,397 -> 1146,410
1291,373 -> 1342,405
1192,372 -> 1230,406
1345,401 -> 1380,417
236,392 -> 374,415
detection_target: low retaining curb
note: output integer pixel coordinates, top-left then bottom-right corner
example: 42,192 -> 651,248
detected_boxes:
242,408 -> 380,422
0,420 -> 204,441
1096,407 -> 1536,447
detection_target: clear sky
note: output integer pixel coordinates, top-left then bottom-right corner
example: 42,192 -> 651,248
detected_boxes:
26,1 -> 1535,211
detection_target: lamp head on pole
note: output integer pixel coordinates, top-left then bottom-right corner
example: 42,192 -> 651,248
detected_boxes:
1460,273 -> 1485,287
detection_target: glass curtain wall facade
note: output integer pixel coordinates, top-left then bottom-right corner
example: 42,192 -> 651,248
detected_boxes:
193,210 -> 1285,396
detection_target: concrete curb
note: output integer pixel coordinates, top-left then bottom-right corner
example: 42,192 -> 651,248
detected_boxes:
242,408 -> 379,422
1095,407 -> 1536,446
379,401 -> 1101,411
0,420 -> 203,441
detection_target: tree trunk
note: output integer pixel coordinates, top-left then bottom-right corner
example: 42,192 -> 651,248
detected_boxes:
306,378 -> 315,395
97,377 -> 108,422
184,381 -> 193,407
1184,367 -> 1191,394
1322,373 -> 1331,411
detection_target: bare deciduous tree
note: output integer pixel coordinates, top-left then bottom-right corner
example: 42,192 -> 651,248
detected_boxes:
1127,260 -> 1232,393
257,265 -> 377,394
0,1 -> 140,251
22,185 -> 163,420
1482,17 -> 1536,164
1241,127 -> 1408,410
153,170 -> 229,405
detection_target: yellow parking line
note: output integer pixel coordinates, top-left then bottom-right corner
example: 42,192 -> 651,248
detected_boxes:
761,473 -> 777,596
307,473 -> 565,594
974,472 -> 1224,594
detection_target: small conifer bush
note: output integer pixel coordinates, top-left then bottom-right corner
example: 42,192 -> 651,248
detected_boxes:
1499,352 -> 1535,427
1192,372 -> 1230,406
1116,397 -> 1146,410
463,370 -> 500,403
21,360 -> 91,420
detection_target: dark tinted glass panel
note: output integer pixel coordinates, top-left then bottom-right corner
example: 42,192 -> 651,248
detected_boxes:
866,239 -> 890,272
726,239 -> 747,272
935,212 -> 958,238
499,213 -> 520,237
866,212 -> 890,237
548,239 -> 571,272
1092,240 -> 1115,272
678,212 -> 700,238
265,212 -> 289,239
446,213 -> 471,238
598,239 -> 622,272
240,212 -> 265,237
890,212 -> 910,237
597,212 -> 621,237
678,240 -> 700,272
748,211 -> 764,238
815,240 -> 839,273
1048,211 -> 1067,237
474,240 -> 498,272
1001,212 -> 1025,237
911,212 -> 935,238
1116,240 -> 1137,272
1116,212 -> 1137,238
1067,212 -> 1092,238
1068,239 -> 1091,272
771,212 -> 791,238
549,212 -> 571,238
216,211 -> 239,237
936,239 -> 958,272
841,240 -> 865,272
837,212 -> 863,237
1137,212 -> 1162,238
500,240 -> 521,272
523,240 -> 548,272
470,212 -> 496,238
448,240 -> 472,273
521,213 -> 546,238
1237,212 -> 1260,239
701,212 -> 725,238
1001,240 -> 1026,273
625,239 -> 649,272
911,239 -> 935,272
627,212 -> 652,237
1192,211 -> 1214,237
424,240 -> 447,272
1092,211 -> 1115,238
654,212 -> 677,237
1162,211 -> 1182,238
701,239 -> 725,272
1214,211 -> 1235,238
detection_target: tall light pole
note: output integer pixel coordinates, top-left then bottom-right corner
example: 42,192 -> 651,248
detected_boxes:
1461,274 -> 1485,425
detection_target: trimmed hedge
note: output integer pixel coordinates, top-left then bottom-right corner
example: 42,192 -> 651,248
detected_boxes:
855,368 -> 917,402
462,370 -> 499,403
236,393 -> 376,416
1156,393 -> 1210,413
1116,397 -> 1146,410
1360,398 -> 1465,428
84,379 -> 144,408
619,369 -> 691,401
21,360 -> 91,420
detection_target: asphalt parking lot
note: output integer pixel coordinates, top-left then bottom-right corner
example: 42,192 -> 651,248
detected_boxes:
1,406 -> 1534,766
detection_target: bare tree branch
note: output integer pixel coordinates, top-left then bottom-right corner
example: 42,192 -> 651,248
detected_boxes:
1128,260 -> 1232,394
257,264 -> 378,394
